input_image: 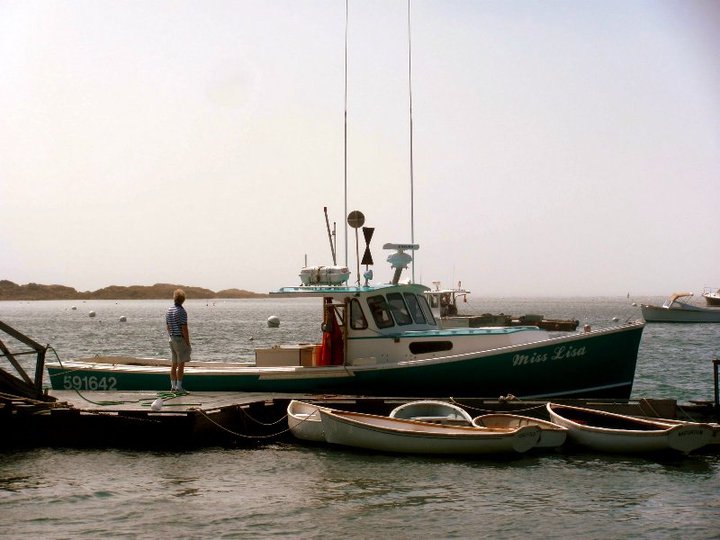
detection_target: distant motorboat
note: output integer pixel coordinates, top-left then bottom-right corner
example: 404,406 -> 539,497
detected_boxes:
640,292 -> 720,323
546,403 -> 712,454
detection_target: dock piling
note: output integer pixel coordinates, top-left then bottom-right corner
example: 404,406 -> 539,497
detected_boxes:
713,356 -> 719,417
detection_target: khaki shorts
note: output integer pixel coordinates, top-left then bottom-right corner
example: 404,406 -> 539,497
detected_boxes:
169,336 -> 191,363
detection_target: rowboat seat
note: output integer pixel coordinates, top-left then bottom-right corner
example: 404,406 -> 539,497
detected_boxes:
412,416 -> 471,425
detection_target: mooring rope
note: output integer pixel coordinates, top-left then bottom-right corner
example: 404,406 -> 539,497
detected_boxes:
449,396 -> 548,415
194,408 -> 291,440
238,406 -> 290,427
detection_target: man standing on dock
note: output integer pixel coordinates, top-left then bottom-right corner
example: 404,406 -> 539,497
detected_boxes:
166,289 -> 191,393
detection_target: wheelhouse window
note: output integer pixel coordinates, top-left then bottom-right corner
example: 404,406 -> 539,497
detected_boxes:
349,298 -> 368,329
404,293 -> 426,324
386,293 -> 413,326
367,295 -> 395,329
417,295 -> 436,325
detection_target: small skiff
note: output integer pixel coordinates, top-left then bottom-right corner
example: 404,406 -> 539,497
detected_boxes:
472,413 -> 568,449
546,403 -> 713,454
287,400 -> 328,442
389,400 -> 473,425
319,409 -> 541,455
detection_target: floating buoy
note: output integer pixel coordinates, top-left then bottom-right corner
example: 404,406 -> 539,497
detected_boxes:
150,398 -> 163,411
267,315 -> 280,328
71,306 -> 77,310
631,302 -> 637,307
583,324 -> 592,332
89,311 -> 96,318
119,316 -> 127,322
612,316 -> 619,322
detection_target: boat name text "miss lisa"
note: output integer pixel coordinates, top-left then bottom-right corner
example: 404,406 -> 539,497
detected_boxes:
512,345 -> 587,367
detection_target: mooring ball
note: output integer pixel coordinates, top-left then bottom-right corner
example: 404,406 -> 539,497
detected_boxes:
119,316 -> 127,322
150,398 -> 163,411
267,315 -> 280,328
89,311 -> 96,318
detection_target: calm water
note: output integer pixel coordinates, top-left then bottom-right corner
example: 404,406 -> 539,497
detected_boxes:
1,297 -> 720,539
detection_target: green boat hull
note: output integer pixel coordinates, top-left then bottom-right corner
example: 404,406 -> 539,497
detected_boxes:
48,323 -> 643,399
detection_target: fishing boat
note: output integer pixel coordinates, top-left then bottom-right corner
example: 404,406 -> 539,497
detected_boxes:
389,400 -> 473,425
426,282 -> 579,331
546,403 -> 713,454
640,292 -> 720,323
702,287 -> 720,307
287,399 -> 328,442
472,413 -> 567,449
319,408 -> 541,455
47,242 -> 645,398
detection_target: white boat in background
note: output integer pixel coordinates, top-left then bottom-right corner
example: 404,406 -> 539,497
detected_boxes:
472,413 -> 568,449
389,400 -> 473,425
702,287 -> 720,307
640,292 -> 720,323
425,282 -> 470,317
426,281 -> 579,331
287,400 -> 328,442
319,409 -> 541,455
546,403 -> 713,454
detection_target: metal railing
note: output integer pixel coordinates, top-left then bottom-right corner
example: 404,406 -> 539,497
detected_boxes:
0,320 -> 52,401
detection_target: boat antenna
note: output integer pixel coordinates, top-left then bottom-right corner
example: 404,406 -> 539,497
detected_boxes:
407,0 -> 415,283
324,206 -> 337,265
343,0 -> 349,267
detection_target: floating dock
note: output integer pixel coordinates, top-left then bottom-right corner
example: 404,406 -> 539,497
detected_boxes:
2,389 -> 718,450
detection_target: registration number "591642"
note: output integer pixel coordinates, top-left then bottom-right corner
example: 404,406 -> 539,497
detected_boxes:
62,375 -> 117,391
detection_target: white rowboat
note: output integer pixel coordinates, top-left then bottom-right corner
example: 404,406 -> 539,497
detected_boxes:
546,403 -> 712,454
389,400 -> 473,425
472,413 -> 568,449
319,409 -> 541,455
287,400 -> 328,442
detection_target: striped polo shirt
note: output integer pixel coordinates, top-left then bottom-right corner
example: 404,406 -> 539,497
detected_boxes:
166,304 -> 187,337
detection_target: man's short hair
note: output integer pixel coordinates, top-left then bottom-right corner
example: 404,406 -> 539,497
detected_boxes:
173,289 -> 186,305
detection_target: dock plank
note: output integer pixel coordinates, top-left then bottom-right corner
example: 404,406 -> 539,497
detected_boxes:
48,390 -> 324,413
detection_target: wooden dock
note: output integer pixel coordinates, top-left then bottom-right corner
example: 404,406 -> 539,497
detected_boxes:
2,388 -> 718,450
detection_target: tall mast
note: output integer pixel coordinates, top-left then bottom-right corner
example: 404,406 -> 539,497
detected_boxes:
407,0 -> 415,282
343,0 -> 349,266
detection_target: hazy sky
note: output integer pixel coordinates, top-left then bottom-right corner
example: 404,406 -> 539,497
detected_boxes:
2,0 -> 719,297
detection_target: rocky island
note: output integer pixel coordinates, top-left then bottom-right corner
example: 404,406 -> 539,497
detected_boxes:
0,280 -> 267,301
